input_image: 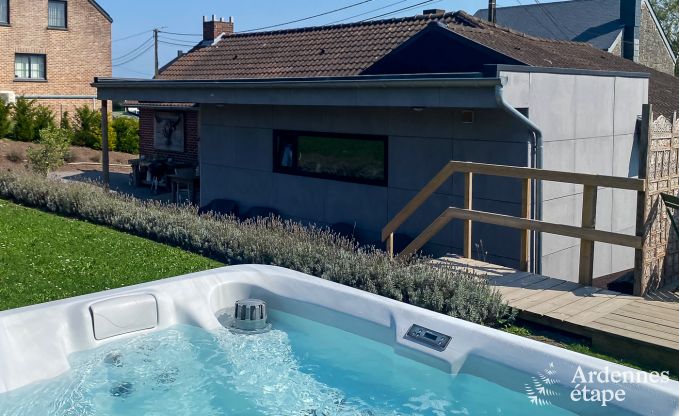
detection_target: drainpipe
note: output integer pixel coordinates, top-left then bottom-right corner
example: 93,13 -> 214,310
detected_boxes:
494,85 -> 544,274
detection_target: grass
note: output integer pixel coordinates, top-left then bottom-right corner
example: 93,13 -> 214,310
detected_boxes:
504,321 -> 678,379
0,200 -> 222,311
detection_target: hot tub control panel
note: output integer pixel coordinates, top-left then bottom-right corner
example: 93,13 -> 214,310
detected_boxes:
404,324 -> 451,352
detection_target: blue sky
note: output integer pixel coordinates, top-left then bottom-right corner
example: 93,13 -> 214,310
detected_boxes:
97,0 -> 547,79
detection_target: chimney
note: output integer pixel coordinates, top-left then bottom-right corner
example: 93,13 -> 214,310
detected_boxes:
620,0 -> 640,62
203,15 -> 234,42
487,0 -> 496,23
423,9 -> 445,16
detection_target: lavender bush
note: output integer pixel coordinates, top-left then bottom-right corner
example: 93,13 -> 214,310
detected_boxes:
0,171 -> 513,326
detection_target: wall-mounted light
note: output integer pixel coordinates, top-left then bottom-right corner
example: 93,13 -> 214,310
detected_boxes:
412,107 -> 425,112
461,110 -> 475,123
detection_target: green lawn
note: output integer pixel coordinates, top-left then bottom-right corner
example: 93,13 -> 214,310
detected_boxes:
0,200 -> 222,311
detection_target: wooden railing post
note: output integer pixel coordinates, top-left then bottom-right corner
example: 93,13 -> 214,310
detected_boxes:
387,232 -> 394,258
578,185 -> 598,285
463,172 -> 473,258
520,178 -> 531,271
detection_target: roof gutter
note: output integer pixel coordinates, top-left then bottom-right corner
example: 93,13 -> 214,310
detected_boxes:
93,74 -> 505,109
92,75 -> 500,90
494,84 -> 544,274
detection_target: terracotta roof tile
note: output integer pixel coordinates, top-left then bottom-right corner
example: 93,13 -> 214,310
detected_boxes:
157,12 -> 460,80
157,10 -> 678,117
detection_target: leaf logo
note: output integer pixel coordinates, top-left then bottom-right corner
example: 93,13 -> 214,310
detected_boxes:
525,362 -> 561,406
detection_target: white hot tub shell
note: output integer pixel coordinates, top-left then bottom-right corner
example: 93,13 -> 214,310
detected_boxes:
0,265 -> 677,414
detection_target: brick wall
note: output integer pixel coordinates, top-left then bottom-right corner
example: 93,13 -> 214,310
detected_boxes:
638,2 -> 675,75
0,0 -> 111,117
139,108 -> 199,165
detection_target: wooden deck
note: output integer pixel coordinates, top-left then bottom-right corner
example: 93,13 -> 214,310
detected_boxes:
437,256 -> 679,373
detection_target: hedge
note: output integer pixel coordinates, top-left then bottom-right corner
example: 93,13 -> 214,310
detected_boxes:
0,171 -> 513,327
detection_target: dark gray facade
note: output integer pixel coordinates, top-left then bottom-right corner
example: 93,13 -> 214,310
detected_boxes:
197,69 -> 649,281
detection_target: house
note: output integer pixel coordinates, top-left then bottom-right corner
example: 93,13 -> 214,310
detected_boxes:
95,10 -> 679,283
475,0 -> 677,75
0,0 -> 112,117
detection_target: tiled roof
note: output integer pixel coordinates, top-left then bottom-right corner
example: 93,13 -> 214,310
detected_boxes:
158,10 -> 678,117
157,12 -> 459,80
474,0 -> 623,50
449,12 -> 678,117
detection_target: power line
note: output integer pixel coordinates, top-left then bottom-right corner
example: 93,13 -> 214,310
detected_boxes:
113,43 -> 154,67
115,65 -> 153,77
326,0 -> 411,25
238,0 -> 377,33
113,36 -> 153,62
159,40 -> 198,48
532,0 -> 570,39
113,29 -> 153,43
358,0 -> 438,22
159,30 -> 203,37
158,34 -> 199,45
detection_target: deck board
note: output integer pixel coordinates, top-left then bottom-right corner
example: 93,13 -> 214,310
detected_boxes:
436,255 -> 679,372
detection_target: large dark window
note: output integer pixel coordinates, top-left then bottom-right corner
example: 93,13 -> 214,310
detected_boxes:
48,0 -> 66,28
274,130 -> 387,185
15,54 -> 46,80
0,0 -> 8,24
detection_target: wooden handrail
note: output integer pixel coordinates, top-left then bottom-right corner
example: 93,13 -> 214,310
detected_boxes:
398,207 -> 643,259
446,161 -> 646,191
383,160 -> 646,284
381,161 -> 644,244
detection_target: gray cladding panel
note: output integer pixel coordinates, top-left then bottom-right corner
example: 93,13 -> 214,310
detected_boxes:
574,75 -> 615,139
389,136 -> 453,193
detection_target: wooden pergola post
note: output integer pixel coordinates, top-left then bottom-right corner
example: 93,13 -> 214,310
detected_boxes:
101,100 -> 110,189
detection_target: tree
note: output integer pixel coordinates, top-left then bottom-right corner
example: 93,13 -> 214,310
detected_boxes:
0,98 -> 11,139
112,116 -> 140,154
72,105 -> 116,150
26,127 -> 71,176
33,105 -> 55,141
650,0 -> 679,76
12,97 -> 36,142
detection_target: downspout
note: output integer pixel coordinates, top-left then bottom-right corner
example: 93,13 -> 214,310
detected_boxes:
494,84 -> 544,274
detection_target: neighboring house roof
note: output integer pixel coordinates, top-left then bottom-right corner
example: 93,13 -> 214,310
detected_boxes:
89,0 -> 113,23
474,0 -> 675,61
475,0 -> 624,50
449,12 -> 678,117
157,10 -> 678,117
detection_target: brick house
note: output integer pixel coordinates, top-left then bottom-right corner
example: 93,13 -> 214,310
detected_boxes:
475,0 -> 677,75
134,102 -> 199,165
0,0 -> 112,118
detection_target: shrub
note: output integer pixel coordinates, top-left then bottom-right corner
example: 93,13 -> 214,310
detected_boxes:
112,117 -> 140,154
12,97 -> 36,142
0,98 -> 11,138
6,150 -> 23,163
33,105 -> 55,141
72,105 -> 116,150
25,127 -> 71,175
0,171 -> 513,327
60,111 -> 71,131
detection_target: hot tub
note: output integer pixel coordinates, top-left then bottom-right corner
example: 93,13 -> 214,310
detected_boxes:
0,265 -> 676,415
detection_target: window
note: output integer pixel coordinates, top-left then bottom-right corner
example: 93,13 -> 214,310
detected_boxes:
0,0 -> 8,24
15,54 -> 46,80
48,0 -> 66,28
273,130 -> 387,185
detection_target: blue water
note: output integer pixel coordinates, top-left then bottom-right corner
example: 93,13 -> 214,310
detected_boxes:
0,310 -> 637,415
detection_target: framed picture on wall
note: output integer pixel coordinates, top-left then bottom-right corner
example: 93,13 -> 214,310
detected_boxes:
154,111 -> 185,152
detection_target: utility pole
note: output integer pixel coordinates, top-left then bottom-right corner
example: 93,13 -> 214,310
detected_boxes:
153,28 -> 159,78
